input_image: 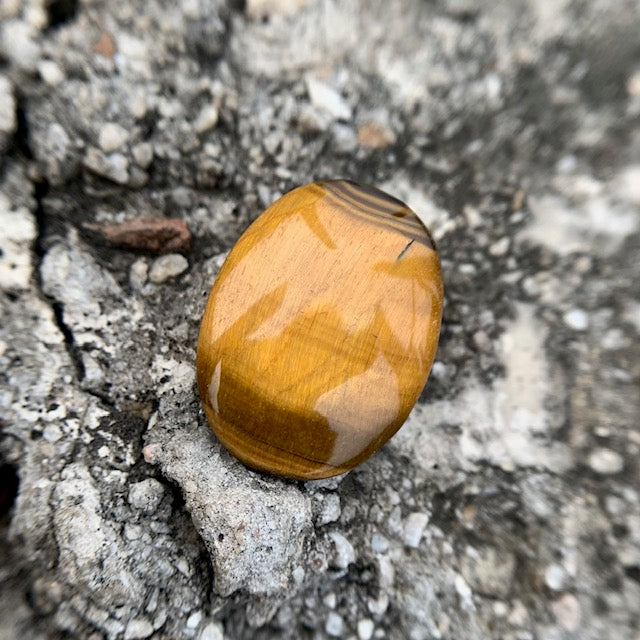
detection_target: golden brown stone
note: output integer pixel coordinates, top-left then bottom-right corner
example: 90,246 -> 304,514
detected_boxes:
196,180 -> 443,480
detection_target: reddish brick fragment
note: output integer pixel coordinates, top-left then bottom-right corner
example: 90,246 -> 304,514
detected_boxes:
84,217 -> 191,254
93,32 -> 116,58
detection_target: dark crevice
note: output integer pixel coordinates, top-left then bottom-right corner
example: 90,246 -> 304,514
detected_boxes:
45,0 -> 79,29
84,387 -> 115,408
0,463 -> 19,521
51,301 -> 86,380
13,98 -> 33,160
625,565 -> 640,585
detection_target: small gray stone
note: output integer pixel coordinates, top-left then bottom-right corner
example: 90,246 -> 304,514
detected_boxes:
193,104 -> 219,134
588,448 -> 624,475
461,546 -> 516,599
99,123 -> 130,153
199,622 -> 224,640
0,75 -> 16,148
128,479 -> 165,515
305,75 -> 352,121
83,147 -> 129,184
331,124 -> 357,154
329,531 -> 355,569
186,610 -> 202,629
316,494 -> 341,526
149,254 -> 189,284
544,564 -> 568,592
38,60 -> 65,86
132,142 -> 154,168
124,618 -> 154,640
371,532 -> 389,554
403,512 -> 429,548
0,20 -> 41,72
489,237 -> 510,257
563,308 -> 589,331
325,611 -> 344,637
357,618 -> 375,640
40,122 -> 78,185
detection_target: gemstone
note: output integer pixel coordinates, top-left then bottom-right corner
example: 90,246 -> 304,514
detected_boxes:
196,180 -> 443,480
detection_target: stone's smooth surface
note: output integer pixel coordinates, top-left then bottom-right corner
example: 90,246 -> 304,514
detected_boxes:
196,180 -> 443,480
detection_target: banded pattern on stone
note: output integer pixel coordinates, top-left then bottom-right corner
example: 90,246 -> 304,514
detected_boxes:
196,180 -> 443,480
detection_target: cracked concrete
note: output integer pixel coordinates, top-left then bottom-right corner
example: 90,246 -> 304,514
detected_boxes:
1,0 -> 639,639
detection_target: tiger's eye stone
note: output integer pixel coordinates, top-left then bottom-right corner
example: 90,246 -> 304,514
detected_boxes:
196,180 -> 443,480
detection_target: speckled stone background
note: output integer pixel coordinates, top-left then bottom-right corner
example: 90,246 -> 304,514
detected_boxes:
1,1 -> 639,639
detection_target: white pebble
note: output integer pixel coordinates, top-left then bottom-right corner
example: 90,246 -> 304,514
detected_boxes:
38,60 -> 64,85
0,20 -> 41,72
305,75 -> 352,121
149,254 -> 189,284
371,532 -> 389,554
194,104 -> 219,134
323,592 -> 336,609
588,448 -> 624,475
317,493 -> 341,526
544,564 -> 567,592
329,531 -> 355,569
130,258 -> 148,290
325,612 -> 343,637
489,237 -> 510,257
0,75 -> 16,137
124,618 -> 154,640
132,142 -> 154,168
454,574 -> 475,611
186,611 -> 203,629
403,512 -> 429,548
357,618 -> 375,640
128,478 -> 165,514
99,123 -> 129,153
199,622 -> 224,640
563,308 -> 589,331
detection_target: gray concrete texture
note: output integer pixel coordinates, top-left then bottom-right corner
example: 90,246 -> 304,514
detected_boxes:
0,0 -> 639,638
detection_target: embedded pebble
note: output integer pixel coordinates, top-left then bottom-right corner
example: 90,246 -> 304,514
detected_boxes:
489,237 -> 510,257
185,611 -> 202,629
99,123 -> 130,153
83,147 -> 129,184
317,493 -> 341,526
149,254 -> 189,284
403,512 -> 429,548
193,104 -> 219,134
305,76 -> 352,121
130,258 -> 149,290
325,611 -> 344,637
371,532 -> 389,554
563,308 -> 589,331
199,622 -> 224,640
124,618 -> 154,640
38,60 -> 65,85
329,531 -> 355,569
0,19 -> 41,71
357,618 -> 375,640
544,564 -> 568,592
0,74 -> 16,147
128,479 -> 165,514
588,448 -> 624,475
132,142 -> 154,168
551,594 -> 581,631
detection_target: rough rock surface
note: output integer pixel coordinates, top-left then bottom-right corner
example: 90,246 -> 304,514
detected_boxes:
1,1 -> 639,639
